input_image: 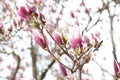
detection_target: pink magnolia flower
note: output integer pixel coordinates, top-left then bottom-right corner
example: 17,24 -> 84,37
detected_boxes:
59,63 -> 67,76
18,4 -> 38,20
70,11 -> 75,18
18,6 -> 30,20
114,59 -> 120,77
26,4 -> 38,17
69,30 -> 83,49
53,32 -> 63,45
33,29 -> 47,49
8,25 -> 12,32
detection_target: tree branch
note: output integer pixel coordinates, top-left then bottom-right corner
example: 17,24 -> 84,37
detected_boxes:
40,59 -> 55,80
30,40 -> 38,80
107,5 -> 117,61
10,52 -> 21,80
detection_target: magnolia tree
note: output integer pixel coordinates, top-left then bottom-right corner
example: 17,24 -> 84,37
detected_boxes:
0,0 -> 120,80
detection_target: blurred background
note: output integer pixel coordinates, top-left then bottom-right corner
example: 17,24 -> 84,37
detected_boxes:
0,0 -> 120,80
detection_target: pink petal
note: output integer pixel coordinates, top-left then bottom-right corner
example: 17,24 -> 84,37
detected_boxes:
33,30 -> 46,49
70,11 -> 75,18
18,6 -> 30,20
114,59 -> 120,76
53,32 -> 62,45
59,63 -> 67,76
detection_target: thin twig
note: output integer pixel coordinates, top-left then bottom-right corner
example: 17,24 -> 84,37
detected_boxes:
106,4 -> 117,61
40,59 -> 55,80
92,58 -> 114,77
46,29 -> 75,62
47,48 -> 72,71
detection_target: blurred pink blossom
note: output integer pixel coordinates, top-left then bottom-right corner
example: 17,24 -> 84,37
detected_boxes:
39,12 -> 46,25
114,59 -> 120,77
18,6 -> 30,20
83,35 -> 90,45
70,73 -> 75,80
8,25 -> 12,32
33,29 -> 47,49
59,63 -> 67,76
69,29 -> 83,49
53,32 -> 63,45
70,11 -> 75,18
18,4 -> 37,20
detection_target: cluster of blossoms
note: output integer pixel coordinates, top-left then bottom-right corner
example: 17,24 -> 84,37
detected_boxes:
17,4 -> 104,80
18,3 -> 47,48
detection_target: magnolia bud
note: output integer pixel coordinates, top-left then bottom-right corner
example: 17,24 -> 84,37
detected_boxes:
33,29 -> 47,49
0,22 -> 4,34
53,32 -> 63,45
39,13 -> 46,25
59,63 -> 67,76
70,11 -> 75,18
114,59 -> 120,78
62,32 -> 67,44
86,53 -> 92,63
8,25 -> 13,32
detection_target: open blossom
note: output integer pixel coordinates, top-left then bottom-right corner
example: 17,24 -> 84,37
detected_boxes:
18,6 -> 30,20
33,29 -> 47,49
26,4 -> 38,17
70,35 -> 83,49
114,59 -> 120,77
69,28 -> 83,49
18,4 -> 38,20
53,32 -> 63,45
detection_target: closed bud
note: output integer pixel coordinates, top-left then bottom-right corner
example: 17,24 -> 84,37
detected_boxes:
62,32 -> 67,44
13,19 -> 17,26
59,63 -> 67,76
74,45 -> 81,54
85,8 -> 91,14
0,22 -> 4,34
39,13 -> 46,25
86,53 -> 92,63
53,32 -> 63,45
33,29 -> 47,49
114,59 -> 120,78
70,11 -> 75,18
8,25 -> 13,32
94,40 -> 103,51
